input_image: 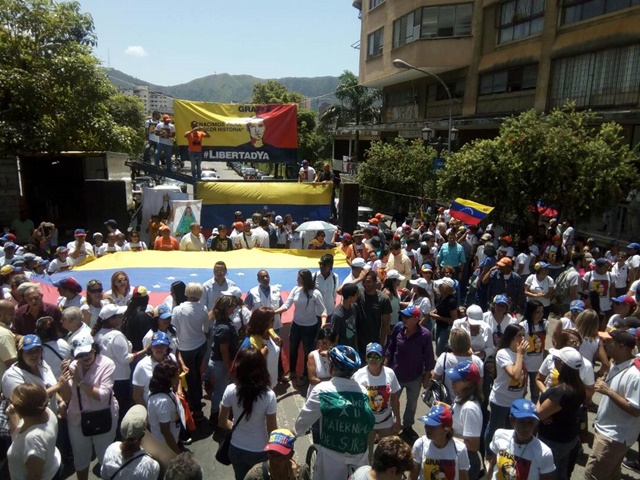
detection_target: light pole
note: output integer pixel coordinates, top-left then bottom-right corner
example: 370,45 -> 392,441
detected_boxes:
392,58 -> 457,153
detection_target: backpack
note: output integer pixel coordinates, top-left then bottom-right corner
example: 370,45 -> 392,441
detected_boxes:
552,268 -> 573,304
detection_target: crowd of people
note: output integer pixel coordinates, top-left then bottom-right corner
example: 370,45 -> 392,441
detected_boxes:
2,206 -> 640,480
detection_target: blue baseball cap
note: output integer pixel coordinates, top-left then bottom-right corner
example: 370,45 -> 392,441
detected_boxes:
365,342 -> 383,356
534,261 -> 550,271
510,399 -> 539,420
570,300 -> 585,313
74,229 -> 86,236
419,404 -> 453,427
155,304 -> 172,320
445,360 -> 481,383
628,243 -> 640,251
399,306 -> 421,318
151,331 -> 170,347
19,334 -> 42,351
493,294 -> 509,306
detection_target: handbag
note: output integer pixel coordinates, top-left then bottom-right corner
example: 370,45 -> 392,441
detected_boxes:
215,410 -> 246,465
77,386 -> 112,437
421,353 -> 452,407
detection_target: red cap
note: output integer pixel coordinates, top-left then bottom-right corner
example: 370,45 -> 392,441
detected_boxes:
369,218 -> 379,225
375,213 -> 384,220
163,114 -> 171,121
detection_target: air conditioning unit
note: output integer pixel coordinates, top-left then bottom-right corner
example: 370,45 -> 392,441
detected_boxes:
352,0 -> 362,10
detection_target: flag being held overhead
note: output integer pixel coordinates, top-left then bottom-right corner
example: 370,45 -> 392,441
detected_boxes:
449,198 -> 494,226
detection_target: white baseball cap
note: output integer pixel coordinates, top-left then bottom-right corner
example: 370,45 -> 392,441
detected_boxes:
386,269 -> 405,281
351,258 -> 366,268
409,278 -> 429,289
465,304 -> 484,325
551,347 -> 583,370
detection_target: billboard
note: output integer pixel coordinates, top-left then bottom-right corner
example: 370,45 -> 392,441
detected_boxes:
174,100 -> 298,163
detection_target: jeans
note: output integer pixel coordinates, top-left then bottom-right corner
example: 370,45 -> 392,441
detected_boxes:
527,371 -> 540,403
180,342 -> 207,413
435,324 -> 451,357
289,321 -> 319,378
228,443 -> 268,480
484,402 -> 512,457
468,450 -> 482,480
189,151 -> 202,178
399,375 -> 423,429
155,142 -> 173,170
113,379 -> 132,432
539,435 -> 579,480
207,359 -> 229,414
143,140 -> 157,163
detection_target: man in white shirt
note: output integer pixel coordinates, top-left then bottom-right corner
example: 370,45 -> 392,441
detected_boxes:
234,222 -> 258,250
201,261 -> 236,312
245,270 -> 284,330
314,254 -> 339,322
154,114 -> 176,170
586,329 -> 640,479
67,229 -> 94,266
143,110 -> 160,163
179,223 -> 207,251
298,159 -> 315,183
252,218 -> 270,248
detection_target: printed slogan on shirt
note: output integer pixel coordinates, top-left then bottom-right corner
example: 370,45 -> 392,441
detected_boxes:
174,101 -> 297,163
497,449 -> 532,480
422,458 -> 456,480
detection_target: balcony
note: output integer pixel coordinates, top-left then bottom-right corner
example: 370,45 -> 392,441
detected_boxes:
476,90 -> 536,115
384,104 -> 419,123
426,99 -> 463,119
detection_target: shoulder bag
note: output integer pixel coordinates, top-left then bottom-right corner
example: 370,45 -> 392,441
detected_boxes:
109,451 -> 150,480
422,352 -> 452,407
77,385 -> 113,436
215,410 -> 247,465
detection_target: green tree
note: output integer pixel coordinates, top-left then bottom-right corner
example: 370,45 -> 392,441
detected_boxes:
438,104 -> 640,231
0,0 -> 141,156
320,70 -> 381,162
357,137 -> 438,212
252,80 -> 304,104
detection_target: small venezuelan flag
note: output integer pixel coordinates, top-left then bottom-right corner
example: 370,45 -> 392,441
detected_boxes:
449,198 -> 494,226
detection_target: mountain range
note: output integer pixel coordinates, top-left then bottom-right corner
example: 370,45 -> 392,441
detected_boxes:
104,68 -> 339,108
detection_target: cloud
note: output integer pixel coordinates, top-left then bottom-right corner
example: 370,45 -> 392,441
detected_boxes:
124,46 -> 148,57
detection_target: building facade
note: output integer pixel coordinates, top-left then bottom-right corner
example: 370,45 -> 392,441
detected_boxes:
351,0 -> 640,148
122,85 -> 174,116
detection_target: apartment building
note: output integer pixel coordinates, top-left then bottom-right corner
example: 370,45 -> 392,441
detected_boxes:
350,0 -> 640,148
122,85 -> 174,116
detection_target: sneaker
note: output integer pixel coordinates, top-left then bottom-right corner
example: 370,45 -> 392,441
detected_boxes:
192,411 -> 205,422
401,427 -> 419,443
623,460 -> 640,472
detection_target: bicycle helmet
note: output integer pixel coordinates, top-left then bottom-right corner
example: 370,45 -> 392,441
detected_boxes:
328,345 -> 361,376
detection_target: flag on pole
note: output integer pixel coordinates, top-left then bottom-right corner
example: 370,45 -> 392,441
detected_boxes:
449,198 -> 494,226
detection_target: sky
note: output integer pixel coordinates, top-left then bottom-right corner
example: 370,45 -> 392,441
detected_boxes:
77,0 -> 362,86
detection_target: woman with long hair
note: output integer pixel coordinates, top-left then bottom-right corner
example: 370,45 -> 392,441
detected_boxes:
409,404 -> 470,480
206,295 -> 239,426
445,360 -> 483,480
101,405 -> 160,479
274,269 -> 327,383
536,348 -> 586,480
218,348 -> 277,480
408,278 -> 433,330
6,383 -> 61,480
163,280 -> 187,312
483,324 -> 528,457
432,328 -> 484,395
65,333 -> 119,480
133,331 -> 175,406
105,271 -> 132,307
245,307 -> 280,388
142,304 -> 180,356
430,277 -> 459,356
81,279 -> 106,328
121,286 -> 154,357
519,299 -> 548,403
575,308 -> 609,373
147,359 -> 184,454
383,270 -> 408,328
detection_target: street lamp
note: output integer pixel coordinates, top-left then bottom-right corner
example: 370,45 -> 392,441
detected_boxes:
393,58 -> 457,153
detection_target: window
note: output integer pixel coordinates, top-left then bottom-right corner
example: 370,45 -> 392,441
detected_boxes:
549,44 -> 640,108
393,11 -> 421,48
479,64 -> 538,95
367,28 -> 384,59
421,4 -> 473,38
561,0 -> 640,24
497,0 -> 545,44
427,79 -> 466,101
370,0 -> 385,9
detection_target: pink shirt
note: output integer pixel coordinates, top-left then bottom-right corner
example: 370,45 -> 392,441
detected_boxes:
67,354 -> 119,428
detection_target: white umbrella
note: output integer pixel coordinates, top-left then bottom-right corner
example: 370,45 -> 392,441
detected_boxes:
295,220 -> 338,233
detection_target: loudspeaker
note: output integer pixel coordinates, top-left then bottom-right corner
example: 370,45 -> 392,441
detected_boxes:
339,182 -> 359,234
83,180 -> 129,236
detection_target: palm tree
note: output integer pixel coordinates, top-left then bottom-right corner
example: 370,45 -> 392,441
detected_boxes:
320,70 -> 381,163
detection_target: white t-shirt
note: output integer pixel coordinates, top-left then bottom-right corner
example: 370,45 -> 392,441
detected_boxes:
57,294 -> 86,311
2,362 -> 58,412
452,398 -> 483,440
579,337 -> 600,363
299,166 -> 316,182
42,339 -> 71,379
490,349 -> 526,407
98,244 -> 121,256
47,257 -> 72,274
132,353 -> 177,404
179,233 -> 206,252
538,353 -> 594,388
352,366 -> 401,430
221,384 -> 277,452
434,353 -> 484,396
155,122 -> 175,146
142,329 -> 179,356
516,253 -> 535,275
525,275 -> 554,307
105,288 -> 133,307
412,436 -> 469,480
80,303 -> 105,329
612,262 -> 629,289
627,254 -> 640,270
489,428 -> 555,480
410,296 -> 432,318
123,241 -> 148,252
148,392 -> 184,447
583,270 -> 613,312
252,228 -> 270,248
145,118 -> 159,143
289,231 -> 303,249
67,241 -> 95,265
519,320 -> 548,373
452,319 -> 495,358
7,409 -> 61,480
282,287 -> 326,327
94,329 -> 132,381
314,271 -> 339,317
172,301 -> 209,351
101,443 -> 160,480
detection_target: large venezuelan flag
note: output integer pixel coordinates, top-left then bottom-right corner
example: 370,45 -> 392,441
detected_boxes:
197,181 -> 333,228
449,198 -> 494,226
41,249 -> 350,325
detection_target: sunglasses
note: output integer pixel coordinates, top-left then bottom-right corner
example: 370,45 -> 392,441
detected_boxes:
367,353 -> 382,361
88,289 -> 103,293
